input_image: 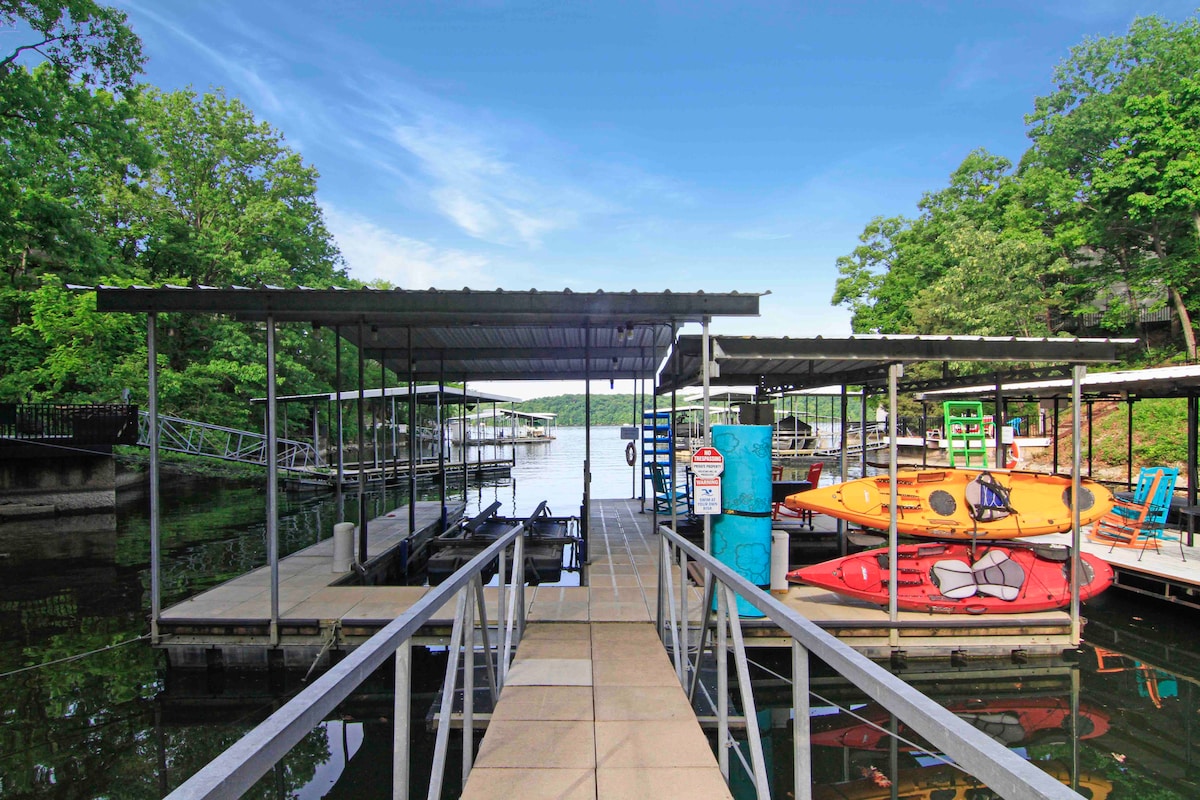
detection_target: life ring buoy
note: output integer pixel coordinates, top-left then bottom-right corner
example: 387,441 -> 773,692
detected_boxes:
625,441 -> 637,466
1006,440 -> 1020,470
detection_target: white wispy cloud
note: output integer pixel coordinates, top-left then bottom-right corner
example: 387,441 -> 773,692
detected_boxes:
323,205 -> 494,289
732,230 -> 794,241
370,99 -> 591,248
122,0 -> 284,114
120,1 -> 692,257
946,39 -> 1010,92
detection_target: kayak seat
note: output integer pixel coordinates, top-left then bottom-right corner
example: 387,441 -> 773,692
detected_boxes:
931,560 -> 978,599
972,549 -> 1025,600
931,550 -> 1026,601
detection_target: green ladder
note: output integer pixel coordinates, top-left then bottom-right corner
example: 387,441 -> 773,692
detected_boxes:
943,401 -> 988,467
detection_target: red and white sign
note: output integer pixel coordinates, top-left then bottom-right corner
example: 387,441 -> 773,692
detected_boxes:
693,476 -> 722,515
691,446 -> 724,478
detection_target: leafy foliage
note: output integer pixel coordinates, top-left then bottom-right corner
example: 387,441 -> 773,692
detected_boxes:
835,13 -> 1200,360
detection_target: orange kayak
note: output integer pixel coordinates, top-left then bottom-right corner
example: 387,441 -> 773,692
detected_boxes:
783,468 -> 1112,539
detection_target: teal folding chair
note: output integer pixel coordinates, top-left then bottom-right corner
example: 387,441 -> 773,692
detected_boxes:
650,463 -> 690,517
1091,467 -> 1182,560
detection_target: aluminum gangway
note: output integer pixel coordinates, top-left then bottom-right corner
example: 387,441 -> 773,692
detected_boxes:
162,498 -> 1087,800
136,411 -> 322,472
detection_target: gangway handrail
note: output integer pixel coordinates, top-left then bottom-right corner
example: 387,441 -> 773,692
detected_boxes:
166,520 -> 527,799
136,410 -> 321,473
658,524 -> 1084,800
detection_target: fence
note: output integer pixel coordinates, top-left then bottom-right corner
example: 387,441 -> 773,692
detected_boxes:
0,403 -> 138,447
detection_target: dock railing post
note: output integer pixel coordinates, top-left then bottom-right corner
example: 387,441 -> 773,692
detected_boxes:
473,575 -> 498,704
427,590 -> 467,800
497,542 -> 509,690
716,576 -> 729,778
678,535 -> 688,684
392,640 -> 411,800
723,583 -> 770,798
462,579 -> 476,785
792,640 -> 811,800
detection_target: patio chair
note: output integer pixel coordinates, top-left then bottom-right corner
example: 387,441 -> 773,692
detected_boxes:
650,462 -> 690,518
771,462 -> 824,529
1089,466 -> 1182,559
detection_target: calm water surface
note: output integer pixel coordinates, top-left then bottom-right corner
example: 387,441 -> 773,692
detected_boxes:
0,426 -> 1196,798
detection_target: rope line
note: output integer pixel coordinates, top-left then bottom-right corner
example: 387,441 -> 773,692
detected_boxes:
0,634 -> 150,680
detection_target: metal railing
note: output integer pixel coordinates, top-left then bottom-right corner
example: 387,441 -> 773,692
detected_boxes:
0,402 -> 138,446
137,411 -> 321,472
166,522 -> 528,799
656,525 -> 1085,800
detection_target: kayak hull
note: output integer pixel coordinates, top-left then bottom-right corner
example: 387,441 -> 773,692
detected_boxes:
787,542 -> 1113,614
810,695 -> 1109,750
783,468 -> 1112,539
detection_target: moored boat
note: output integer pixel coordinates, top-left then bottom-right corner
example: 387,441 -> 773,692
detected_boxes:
783,468 -> 1112,539
787,541 -> 1113,614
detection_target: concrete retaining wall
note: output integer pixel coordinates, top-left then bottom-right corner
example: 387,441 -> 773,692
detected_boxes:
0,454 -> 117,514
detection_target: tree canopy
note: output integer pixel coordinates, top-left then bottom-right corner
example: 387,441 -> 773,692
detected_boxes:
835,14 -> 1200,360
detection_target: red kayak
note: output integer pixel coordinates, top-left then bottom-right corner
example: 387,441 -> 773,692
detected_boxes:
811,696 -> 1109,750
787,541 -> 1112,614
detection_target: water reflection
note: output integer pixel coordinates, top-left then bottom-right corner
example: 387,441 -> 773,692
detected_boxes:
1,428 -> 1199,797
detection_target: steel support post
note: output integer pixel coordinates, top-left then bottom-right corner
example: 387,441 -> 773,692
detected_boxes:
1070,366 -> 1084,645
887,364 -> 900,634
267,316 -> 280,642
336,326 -> 344,522
357,320 -> 368,565
148,314 -> 161,643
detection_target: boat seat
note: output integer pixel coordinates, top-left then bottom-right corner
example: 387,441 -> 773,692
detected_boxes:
971,549 -> 1025,600
964,472 -> 1013,523
931,550 -> 1026,601
959,711 -> 1026,746
931,560 -> 978,599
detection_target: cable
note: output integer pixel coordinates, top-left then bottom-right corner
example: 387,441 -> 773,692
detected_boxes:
737,650 -> 965,772
0,634 -> 150,680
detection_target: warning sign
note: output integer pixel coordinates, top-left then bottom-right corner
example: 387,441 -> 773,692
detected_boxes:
694,476 -> 722,515
691,446 -> 724,478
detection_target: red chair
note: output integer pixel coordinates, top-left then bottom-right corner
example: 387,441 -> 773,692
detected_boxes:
771,462 -> 824,527
799,462 -> 823,529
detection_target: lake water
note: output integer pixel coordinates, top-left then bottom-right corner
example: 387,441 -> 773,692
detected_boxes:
0,426 -> 1196,798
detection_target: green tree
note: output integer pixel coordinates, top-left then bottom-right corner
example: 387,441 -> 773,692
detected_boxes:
1024,14 -> 1200,357
832,150 -> 1054,336
121,88 -> 344,288
0,1 -> 146,400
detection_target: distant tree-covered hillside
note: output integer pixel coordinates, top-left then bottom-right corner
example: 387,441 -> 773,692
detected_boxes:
516,395 -> 640,426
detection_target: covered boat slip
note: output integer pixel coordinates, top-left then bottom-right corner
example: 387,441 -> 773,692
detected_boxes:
95,286 -> 761,651
251,384 -> 525,487
658,332 -> 1136,647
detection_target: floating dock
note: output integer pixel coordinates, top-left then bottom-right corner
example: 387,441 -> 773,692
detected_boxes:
1029,529 -> 1200,611
155,498 -> 1092,672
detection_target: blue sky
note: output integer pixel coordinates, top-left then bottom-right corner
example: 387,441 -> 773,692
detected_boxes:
108,1 -> 1195,396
